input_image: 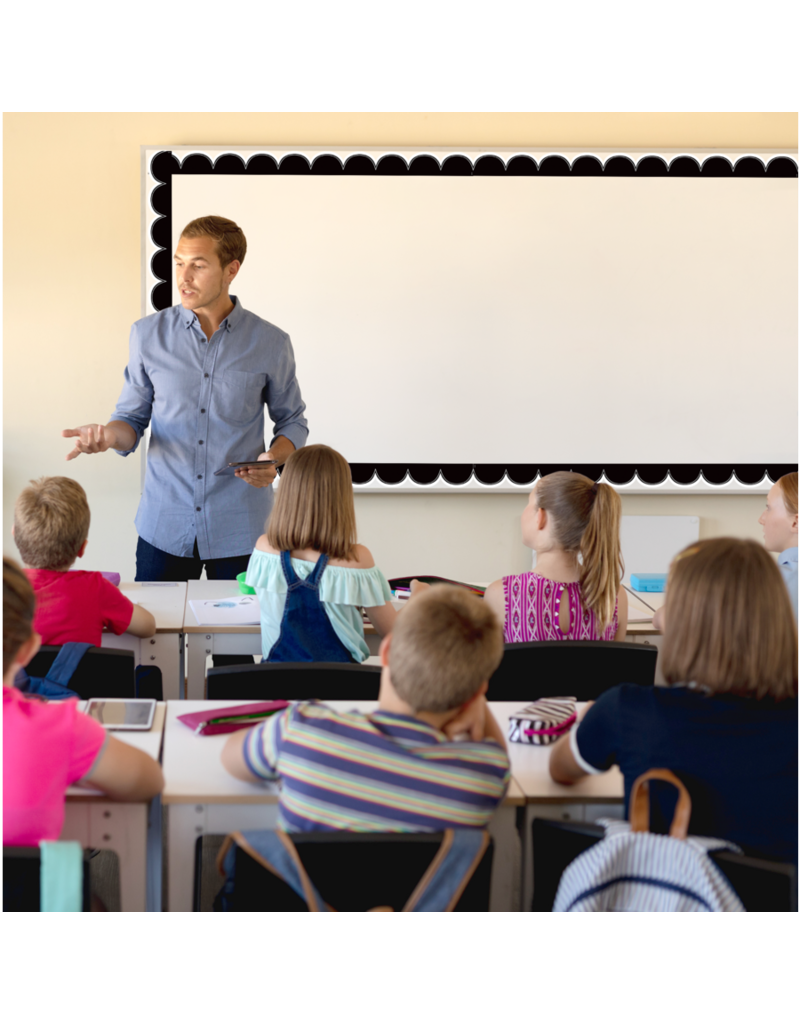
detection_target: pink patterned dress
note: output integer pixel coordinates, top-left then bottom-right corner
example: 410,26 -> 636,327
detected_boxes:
502,572 -> 618,643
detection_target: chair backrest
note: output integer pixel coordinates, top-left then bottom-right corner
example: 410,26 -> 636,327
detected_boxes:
203,831 -> 494,912
531,817 -> 798,912
3,846 -> 91,912
487,640 -> 657,701
25,645 -> 136,700
205,661 -> 382,700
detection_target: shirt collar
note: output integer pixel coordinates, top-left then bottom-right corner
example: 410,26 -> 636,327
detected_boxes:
779,546 -> 798,566
182,295 -> 244,332
369,709 -> 448,743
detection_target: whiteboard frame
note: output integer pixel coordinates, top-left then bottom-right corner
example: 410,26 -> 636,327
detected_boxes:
141,145 -> 798,495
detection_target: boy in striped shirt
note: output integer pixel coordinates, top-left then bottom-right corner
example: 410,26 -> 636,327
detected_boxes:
221,587 -> 510,831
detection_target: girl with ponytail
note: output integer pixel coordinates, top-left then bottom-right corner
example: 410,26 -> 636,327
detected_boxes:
484,472 -> 627,642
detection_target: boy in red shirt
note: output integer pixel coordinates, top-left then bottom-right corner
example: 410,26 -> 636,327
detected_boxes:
13,476 -> 156,646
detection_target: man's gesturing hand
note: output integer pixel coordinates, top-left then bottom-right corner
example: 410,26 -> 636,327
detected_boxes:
234,451 -> 279,488
62,424 -> 116,461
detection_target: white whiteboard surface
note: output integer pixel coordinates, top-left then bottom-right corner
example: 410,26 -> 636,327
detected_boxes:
146,149 -> 797,475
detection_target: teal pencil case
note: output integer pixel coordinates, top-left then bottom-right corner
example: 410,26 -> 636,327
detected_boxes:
630,573 -> 667,593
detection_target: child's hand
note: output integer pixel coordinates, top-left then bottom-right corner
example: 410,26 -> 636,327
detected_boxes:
442,695 -> 488,742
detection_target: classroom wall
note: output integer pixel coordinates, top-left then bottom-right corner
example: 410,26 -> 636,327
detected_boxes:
3,113 -> 795,581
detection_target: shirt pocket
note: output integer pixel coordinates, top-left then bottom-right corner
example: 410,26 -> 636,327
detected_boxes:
218,370 -> 268,425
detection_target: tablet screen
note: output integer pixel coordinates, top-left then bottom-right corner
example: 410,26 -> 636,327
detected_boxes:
85,700 -> 155,730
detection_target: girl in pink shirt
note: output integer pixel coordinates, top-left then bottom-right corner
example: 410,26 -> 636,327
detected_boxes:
3,557 -> 164,847
484,472 -> 628,643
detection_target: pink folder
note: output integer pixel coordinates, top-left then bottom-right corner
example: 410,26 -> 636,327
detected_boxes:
178,701 -> 290,736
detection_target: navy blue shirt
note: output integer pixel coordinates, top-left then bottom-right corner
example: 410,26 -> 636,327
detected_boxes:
573,684 -> 798,863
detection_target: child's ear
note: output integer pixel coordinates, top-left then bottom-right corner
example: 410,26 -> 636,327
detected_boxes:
379,633 -> 392,667
536,507 -> 547,531
77,539 -> 88,558
16,632 -> 41,669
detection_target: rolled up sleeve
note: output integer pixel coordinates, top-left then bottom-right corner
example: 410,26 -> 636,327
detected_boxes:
265,333 -> 308,452
111,322 -> 154,455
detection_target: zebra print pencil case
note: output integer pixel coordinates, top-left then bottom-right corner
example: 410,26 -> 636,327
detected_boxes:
508,698 -> 577,746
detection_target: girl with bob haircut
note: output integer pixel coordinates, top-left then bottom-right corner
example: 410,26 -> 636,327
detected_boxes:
484,471 -> 627,643
245,444 -> 396,662
759,471 -> 798,617
550,538 -> 798,863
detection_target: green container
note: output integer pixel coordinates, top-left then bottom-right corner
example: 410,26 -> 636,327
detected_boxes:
237,572 -> 256,595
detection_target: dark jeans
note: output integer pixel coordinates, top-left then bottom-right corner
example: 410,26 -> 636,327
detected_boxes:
135,537 -> 254,667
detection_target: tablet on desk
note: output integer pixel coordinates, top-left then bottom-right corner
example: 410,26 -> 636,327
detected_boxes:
85,699 -> 156,731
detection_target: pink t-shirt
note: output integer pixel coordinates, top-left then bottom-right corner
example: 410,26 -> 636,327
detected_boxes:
3,686 -> 107,845
26,569 -> 134,647
502,571 -> 619,643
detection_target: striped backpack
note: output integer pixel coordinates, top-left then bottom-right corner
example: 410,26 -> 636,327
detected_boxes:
553,769 -> 745,912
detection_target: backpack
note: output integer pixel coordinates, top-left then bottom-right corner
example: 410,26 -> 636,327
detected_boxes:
553,769 -> 745,912
214,828 -> 491,912
15,642 -> 92,701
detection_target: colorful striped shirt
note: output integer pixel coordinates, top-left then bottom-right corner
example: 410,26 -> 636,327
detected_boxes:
243,702 -> 511,832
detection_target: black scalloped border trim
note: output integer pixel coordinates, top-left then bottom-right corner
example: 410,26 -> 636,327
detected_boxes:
345,464 -> 798,486
148,153 -> 797,489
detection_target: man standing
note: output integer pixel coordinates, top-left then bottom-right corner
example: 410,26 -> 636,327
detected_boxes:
63,216 -> 308,583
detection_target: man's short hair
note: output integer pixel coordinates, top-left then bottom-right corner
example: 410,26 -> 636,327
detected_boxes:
180,215 -> 247,267
14,476 -> 91,571
388,587 -> 504,713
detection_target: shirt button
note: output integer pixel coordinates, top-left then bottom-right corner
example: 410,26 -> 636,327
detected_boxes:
198,440 -> 204,445
196,506 -> 201,512
204,373 -> 209,378
197,474 -> 202,480
200,408 -> 206,414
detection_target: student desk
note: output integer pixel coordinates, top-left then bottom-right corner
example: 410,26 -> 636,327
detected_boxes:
101,582 -> 188,700
491,702 -> 625,911
61,702 -> 166,912
183,580 -> 263,699
161,699 -> 524,912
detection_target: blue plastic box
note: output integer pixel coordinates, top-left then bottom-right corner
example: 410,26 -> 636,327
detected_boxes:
630,573 -> 667,593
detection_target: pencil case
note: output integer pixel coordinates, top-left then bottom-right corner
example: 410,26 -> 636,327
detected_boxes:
178,700 -> 289,736
508,698 -> 577,746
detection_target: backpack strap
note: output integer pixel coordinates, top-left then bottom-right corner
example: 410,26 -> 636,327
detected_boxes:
216,829 -> 331,912
44,643 -> 94,687
629,768 -> 692,839
402,829 -> 491,912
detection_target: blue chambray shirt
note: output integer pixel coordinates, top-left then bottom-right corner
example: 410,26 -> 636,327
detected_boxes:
778,547 -> 798,618
111,297 -> 308,560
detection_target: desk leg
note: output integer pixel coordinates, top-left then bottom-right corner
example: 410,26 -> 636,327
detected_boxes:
147,795 -> 162,912
61,802 -> 149,911
166,803 -> 280,912
488,803 -> 521,911
186,634 -> 211,700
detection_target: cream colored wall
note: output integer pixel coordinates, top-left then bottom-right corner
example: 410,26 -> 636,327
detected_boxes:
3,114 -> 795,581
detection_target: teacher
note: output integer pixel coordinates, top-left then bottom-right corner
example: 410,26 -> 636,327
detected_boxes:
62,215 -> 308,584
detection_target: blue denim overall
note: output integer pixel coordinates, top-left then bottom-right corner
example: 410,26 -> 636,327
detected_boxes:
267,551 -> 354,663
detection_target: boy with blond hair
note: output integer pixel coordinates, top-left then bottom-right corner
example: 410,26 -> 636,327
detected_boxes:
222,586 -> 510,831
14,476 -> 155,646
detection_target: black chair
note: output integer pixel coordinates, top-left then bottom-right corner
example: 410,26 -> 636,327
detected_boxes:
3,846 -> 91,912
197,832 -> 494,912
530,818 -> 798,912
24,645 -> 137,700
487,640 -> 657,701
205,661 -> 382,700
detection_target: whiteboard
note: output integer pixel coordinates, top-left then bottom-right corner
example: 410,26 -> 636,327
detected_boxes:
145,149 -> 798,480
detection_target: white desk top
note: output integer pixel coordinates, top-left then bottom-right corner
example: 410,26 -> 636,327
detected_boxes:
119,581 -> 188,633
184,579 -> 260,634
161,701 -> 525,806
67,702 -> 166,798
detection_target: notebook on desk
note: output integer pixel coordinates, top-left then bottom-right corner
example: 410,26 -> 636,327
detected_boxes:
189,595 -> 261,626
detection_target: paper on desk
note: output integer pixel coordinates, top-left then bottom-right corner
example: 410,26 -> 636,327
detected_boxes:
627,605 -> 654,623
190,594 -> 261,626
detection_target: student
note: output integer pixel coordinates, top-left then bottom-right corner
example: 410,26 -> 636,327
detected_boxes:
222,585 -> 510,829
14,476 -> 156,646
483,472 -> 627,643
549,538 -> 798,863
3,557 -> 164,846
759,471 -> 798,617
245,444 -> 396,662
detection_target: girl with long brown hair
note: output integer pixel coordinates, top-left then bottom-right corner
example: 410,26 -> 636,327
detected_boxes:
484,472 -> 627,643
245,444 -> 397,662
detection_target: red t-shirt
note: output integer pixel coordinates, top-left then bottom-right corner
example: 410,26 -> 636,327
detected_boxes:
26,569 -> 135,647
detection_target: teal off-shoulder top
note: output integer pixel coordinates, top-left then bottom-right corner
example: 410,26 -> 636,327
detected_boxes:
245,549 -> 394,662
